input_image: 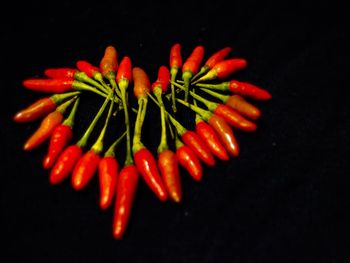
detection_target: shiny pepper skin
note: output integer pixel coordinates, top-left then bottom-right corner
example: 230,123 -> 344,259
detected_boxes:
76,60 -> 100,78
49,144 -> 83,185
134,148 -> 168,201
151,65 -> 170,94
113,165 -> 139,240
71,150 -> 101,191
208,114 -> 240,157
158,150 -> 182,203
98,156 -> 119,210
229,80 -> 272,100
13,97 -> 56,123
24,110 -> 64,151
225,95 -> 261,120
176,145 -> 202,181
100,46 -> 118,77
182,45 -> 205,76
195,120 -> 229,161
181,130 -> 216,166
214,104 -> 257,132
44,68 -> 77,79
203,47 -> 232,69
170,43 -> 182,69
116,56 -> 132,83
132,67 -> 150,99
22,79 -> 73,93
43,124 -> 73,169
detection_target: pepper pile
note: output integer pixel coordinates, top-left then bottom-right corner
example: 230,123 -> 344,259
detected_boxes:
13,43 -> 271,239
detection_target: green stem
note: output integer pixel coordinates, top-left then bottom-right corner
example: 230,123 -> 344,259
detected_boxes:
76,90 -> 113,149
104,72 -> 122,99
74,71 -> 109,94
91,95 -> 115,154
154,87 -> 168,153
51,91 -> 81,105
119,79 -> 133,166
182,71 -> 192,102
63,97 -> 80,127
200,87 -> 229,102
55,96 -> 77,114
195,82 -> 230,91
104,131 -> 127,157
190,66 -> 209,83
132,97 -> 148,154
170,67 -> 178,113
175,98 -> 212,122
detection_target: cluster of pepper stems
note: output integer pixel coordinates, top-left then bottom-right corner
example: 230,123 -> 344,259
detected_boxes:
13,44 -> 271,239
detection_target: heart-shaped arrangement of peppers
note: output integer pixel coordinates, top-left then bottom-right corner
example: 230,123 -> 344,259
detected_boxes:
13,44 -> 272,239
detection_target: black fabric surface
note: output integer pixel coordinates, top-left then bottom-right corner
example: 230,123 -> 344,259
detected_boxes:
1,1 -> 348,262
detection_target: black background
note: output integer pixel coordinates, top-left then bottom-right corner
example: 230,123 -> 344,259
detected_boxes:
1,1 -> 348,262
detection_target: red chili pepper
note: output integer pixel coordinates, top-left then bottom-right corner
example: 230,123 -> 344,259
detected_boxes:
44,68 -> 77,79
181,130 -> 216,166
98,156 -> 119,210
100,45 -> 118,78
197,80 -> 272,100
132,67 -> 150,99
182,45 -> 205,101
113,164 -> 139,240
193,46 -> 232,81
22,78 -> 74,93
43,124 -> 73,169
13,92 -> 79,123
151,65 -> 170,94
158,150 -> 182,203
23,97 -> 75,151
134,147 -> 168,201
170,43 -> 182,70
76,60 -> 101,78
208,114 -> 240,157
194,58 -> 247,84
182,45 -> 205,77
200,88 -> 261,120
214,103 -> 257,132
71,149 -> 101,190
49,144 -> 83,185
175,139 -> 202,182
116,56 -> 132,84
195,118 -> 229,161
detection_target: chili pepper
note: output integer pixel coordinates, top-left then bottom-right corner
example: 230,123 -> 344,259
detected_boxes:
22,78 -> 74,93
182,45 -> 205,101
99,45 -> 122,98
43,97 -> 80,169
169,43 -> 182,112
23,96 -> 77,151
49,91 -> 113,185
193,58 -> 247,84
72,94 -> 115,191
158,149 -> 182,203
13,91 -> 79,123
113,164 -> 139,240
175,136 -> 202,181
195,114 -> 229,161
44,68 -> 77,79
172,81 -> 257,132
176,98 -> 240,157
167,113 -> 216,167
196,80 -> 272,100
201,88 -> 261,120
192,46 -> 232,82
151,65 -> 170,94
98,131 -> 126,210
76,60 -> 101,79
116,56 -> 133,167
132,67 -> 168,202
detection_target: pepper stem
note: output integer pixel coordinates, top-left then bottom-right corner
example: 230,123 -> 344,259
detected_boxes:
74,71 -> 109,94
132,97 -> 148,154
170,67 -> 178,113
175,98 -> 212,122
195,82 -> 230,91
63,97 -> 80,127
51,91 -> 81,105
119,79 -> 133,166
154,87 -> 168,154
91,95 -> 115,154
200,87 -> 228,102
55,96 -> 78,115
104,131 -> 127,157
76,90 -> 113,149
